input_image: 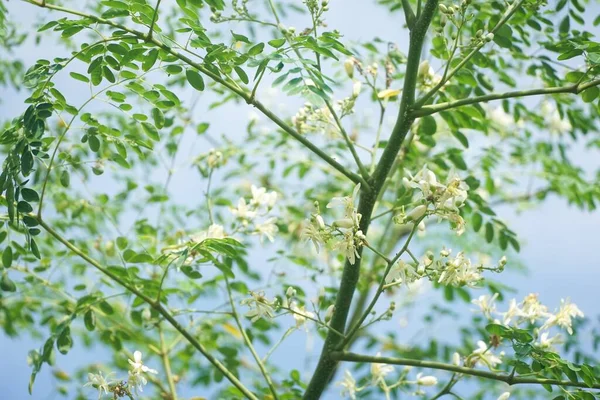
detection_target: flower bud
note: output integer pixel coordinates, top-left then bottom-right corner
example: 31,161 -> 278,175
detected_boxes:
417,375 -> 438,386
406,204 -> 427,221
439,4 -> 448,13
452,352 -> 461,366
325,304 -> 335,322
333,218 -> 355,229
485,32 -> 494,42
497,393 -> 511,400
344,58 -> 354,78
286,287 -> 296,298
315,214 -> 326,229
352,81 -> 362,98
418,60 -> 430,80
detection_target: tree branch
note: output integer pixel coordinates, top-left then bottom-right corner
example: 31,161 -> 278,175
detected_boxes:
402,0 -> 416,29
35,216 -> 258,400
413,0 -> 526,108
147,0 -> 162,40
412,79 -> 600,117
22,0 -> 369,190
330,351 -> 600,391
302,2 -> 440,398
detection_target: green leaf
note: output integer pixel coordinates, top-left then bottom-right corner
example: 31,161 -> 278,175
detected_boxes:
186,69 -> 205,91
142,49 -> 159,71
56,327 -> 73,355
60,170 -> 70,187
99,301 -> 114,315
234,66 -> 249,84
268,38 -> 286,48
181,265 -> 202,279
485,222 -> 494,243
151,107 -> 165,129
129,253 -> 154,263
2,246 -> 13,269
231,31 -> 251,43
141,122 -> 160,141
472,213 -> 483,232
197,122 -> 209,134
84,310 -> 96,331
1,273 -> 16,292
30,238 -> 41,259
421,116 -> 437,135
21,188 -> 40,202
451,130 -> 469,148
69,72 -> 90,83
116,236 -> 128,250
247,43 -> 265,56
582,86 -> 599,103
486,323 -> 510,336
559,15 -> 570,34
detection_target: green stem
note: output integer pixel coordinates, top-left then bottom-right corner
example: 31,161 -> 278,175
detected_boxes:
224,276 -> 280,400
412,78 -> 600,117
330,352 -> 600,391
414,0 -> 525,108
341,220 -> 422,347
158,325 -> 178,400
302,2 -> 439,398
35,216 -> 258,400
147,0 -> 162,40
23,0 -> 367,189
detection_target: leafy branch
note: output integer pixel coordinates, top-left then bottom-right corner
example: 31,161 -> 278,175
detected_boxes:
330,352 -> 600,391
22,0 -> 369,190
411,78 -> 600,117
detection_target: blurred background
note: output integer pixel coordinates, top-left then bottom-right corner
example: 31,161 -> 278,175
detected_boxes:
1,0 -> 600,399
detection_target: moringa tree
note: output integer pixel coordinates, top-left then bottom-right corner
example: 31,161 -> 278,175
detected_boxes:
1,0 -> 600,399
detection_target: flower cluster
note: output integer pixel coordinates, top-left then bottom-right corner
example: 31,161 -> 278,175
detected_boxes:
336,356 -> 439,399
302,184 -> 366,265
472,293 -> 585,349
84,351 -> 157,398
230,185 -> 278,243
240,291 -> 277,322
385,249 -> 503,290
417,60 -> 443,89
398,165 -> 469,235
541,101 -> 572,135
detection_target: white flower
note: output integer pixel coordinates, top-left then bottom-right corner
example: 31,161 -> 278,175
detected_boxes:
128,371 -> 149,393
519,293 -> 551,323
337,370 -> 358,399
128,351 -> 158,376
254,217 -> 278,242
472,293 -> 499,319
241,291 -> 276,322
84,372 -> 112,399
537,331 -> 562,349
542,101 -> 572,134
291,302 -> 315,329
230,198 -> 257,219
471,341 -> 502,369
304,78 -> 316,87
542,298 -> 584,335
207,148 -> 223,168
438,252 -> 482,287
416,373 -> 438,386
334,230 -> 360,265
370,352 -> 394,386
418,60 -> 431,80
502,299 -> 521,326
302,217 -> 327,253
403,165 -> 444,200
250,185 -> 277,208
385,260 -> 419,286
327,183 -> 361,220
190,224 -> 226,243
497,392 -> 511,400
487,106 -> 514,129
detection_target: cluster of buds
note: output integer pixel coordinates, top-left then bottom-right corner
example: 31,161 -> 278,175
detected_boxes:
292,102 -> 332,135
302,184 -> 366,265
